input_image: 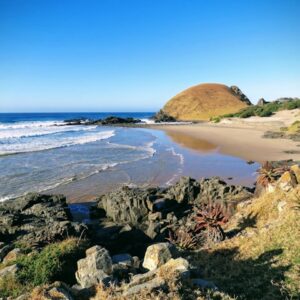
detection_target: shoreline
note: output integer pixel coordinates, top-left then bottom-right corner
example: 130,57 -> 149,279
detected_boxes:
149,121 -> 300,163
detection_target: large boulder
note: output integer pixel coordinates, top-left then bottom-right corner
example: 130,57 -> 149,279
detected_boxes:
142,242 -> 178,271
75,245 -> 113,288
0,193 -> 87,247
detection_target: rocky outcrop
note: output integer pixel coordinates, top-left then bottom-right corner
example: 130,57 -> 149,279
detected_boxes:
64,116 -> 141,126
0,193 -> 87,247
92,177 -> 253,255
152,110 -> 177,123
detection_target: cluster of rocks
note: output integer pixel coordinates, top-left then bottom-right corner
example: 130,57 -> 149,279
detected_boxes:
91,177 -> 253,255
152,110 -> 177,123
64,116 -> 141,126
0,193 -> 87,247
72,242 -> 213,298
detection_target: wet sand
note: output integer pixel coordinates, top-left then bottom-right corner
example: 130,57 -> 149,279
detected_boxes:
152,123 -> 300,163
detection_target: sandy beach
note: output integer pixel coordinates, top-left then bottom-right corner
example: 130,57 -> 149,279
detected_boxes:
152,109 -> 300,163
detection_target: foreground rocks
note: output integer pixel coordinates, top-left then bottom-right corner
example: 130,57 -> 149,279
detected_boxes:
72,242 -> 202,298
92,176 -> 253,255
0,193 -> 87,247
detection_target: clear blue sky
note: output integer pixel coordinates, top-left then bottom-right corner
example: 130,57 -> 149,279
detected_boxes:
0,0 -> 299,112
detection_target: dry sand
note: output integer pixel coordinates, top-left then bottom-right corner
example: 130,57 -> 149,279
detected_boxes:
151,109 -> 300,163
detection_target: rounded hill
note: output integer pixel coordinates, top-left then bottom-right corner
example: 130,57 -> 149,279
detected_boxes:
163,83 -> 251,121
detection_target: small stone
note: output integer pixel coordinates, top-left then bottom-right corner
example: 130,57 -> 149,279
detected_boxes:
142,242 -> 178,271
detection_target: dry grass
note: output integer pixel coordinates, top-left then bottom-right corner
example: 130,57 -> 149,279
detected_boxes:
191,187 -> 300,299
163,83 -> 249,121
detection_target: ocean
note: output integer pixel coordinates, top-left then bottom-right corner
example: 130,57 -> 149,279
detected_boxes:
0,112 -> 259,202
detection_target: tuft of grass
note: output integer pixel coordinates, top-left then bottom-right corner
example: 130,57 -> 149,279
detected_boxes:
16,238 -> 87,286
0,238 -> 88,298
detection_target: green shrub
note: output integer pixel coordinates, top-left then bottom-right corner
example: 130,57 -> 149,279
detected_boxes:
214,99 -> 300,121
16,238 -> 87,287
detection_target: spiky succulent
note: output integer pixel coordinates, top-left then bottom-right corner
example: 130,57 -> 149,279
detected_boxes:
194,202 -> 229,243
257,162 -> 291,187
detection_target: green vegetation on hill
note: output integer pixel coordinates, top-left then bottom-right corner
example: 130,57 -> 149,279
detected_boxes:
211,99 -> 300,122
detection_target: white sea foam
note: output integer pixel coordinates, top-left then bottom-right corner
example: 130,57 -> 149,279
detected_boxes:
167,147 -> 184,165
0,121 -> 97,139
165,147 -> 184,186
0,130 -> 115,155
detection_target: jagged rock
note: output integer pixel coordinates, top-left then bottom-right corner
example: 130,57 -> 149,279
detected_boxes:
98,186 -> 155,226
0,264 -> 19,279
196,177 -> 253,205
0,193 -> 87,247
75,245 -> 113,288
3,248 -> 22,263
142,242 -> 178,271
164,177 -> 200,204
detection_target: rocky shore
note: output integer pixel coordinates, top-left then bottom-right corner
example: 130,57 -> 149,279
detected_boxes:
0,162 -> 300,299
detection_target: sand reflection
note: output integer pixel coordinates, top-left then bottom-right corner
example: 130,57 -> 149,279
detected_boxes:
166,131 -> 217,153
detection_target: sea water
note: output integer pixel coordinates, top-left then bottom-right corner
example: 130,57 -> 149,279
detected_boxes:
0,112 -> 259,202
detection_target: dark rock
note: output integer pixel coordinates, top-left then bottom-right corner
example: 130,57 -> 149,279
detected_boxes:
100,116 -> 141,125
230,86 -> 252,105
152,110 -> 177,123
0,193 -> 87,247
163,177 -> 200,205
97,186 -> 156,226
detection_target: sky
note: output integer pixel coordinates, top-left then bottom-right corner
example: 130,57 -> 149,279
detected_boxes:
0,0 -> 299,112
